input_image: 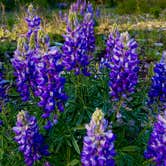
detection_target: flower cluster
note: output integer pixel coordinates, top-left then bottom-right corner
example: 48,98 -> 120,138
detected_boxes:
81,108 -> 116,165
69,0 -> 87,16
12,5 -> 67,128
144,111 -> 166,165
62,0 -> 95,76
12,36 -> 30,101
102,30 -> 139,100
148,52 -> 166,107
100,28 -> 120,69
12,4 -> 44,102
82,9 -> 95,53
25,4 -> 41,42
62,25 -> 91,76
13,110 -> 49,166
31,48 -> 67,129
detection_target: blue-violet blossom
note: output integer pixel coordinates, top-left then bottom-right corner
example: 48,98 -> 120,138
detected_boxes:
62,0 -> 95,76
148,51 -> 166,107
12,5 -> 67,129
13,110 -> 49,166
81,108 -> 116,166
102,30 -> 139,100
144,111 -> 166,165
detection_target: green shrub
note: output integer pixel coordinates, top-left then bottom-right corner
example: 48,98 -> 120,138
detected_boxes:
116,0 -> 137,14
155,0 -> 166,9
116,0 -> 166,14
136,0 -> 150,13
150,7 -> 161,18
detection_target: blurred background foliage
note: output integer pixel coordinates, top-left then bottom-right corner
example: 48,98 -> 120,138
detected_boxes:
1,0 -> 166,28
1,0 -> 166,13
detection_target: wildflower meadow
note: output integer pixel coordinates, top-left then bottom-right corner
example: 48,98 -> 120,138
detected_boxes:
1,0 -> 166,165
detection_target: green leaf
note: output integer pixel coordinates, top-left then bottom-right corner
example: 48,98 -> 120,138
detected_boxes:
142,158 -> 154,166
71,136 -> 80,154
68,159 -> 80,166
0,149 -> 4,160
120,146 -> 140,152
73,125 -> 85,131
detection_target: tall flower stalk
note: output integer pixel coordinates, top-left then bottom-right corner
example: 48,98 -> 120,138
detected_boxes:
62,0 -> 95,76
144,111 -> 166,165
31,48 -> 67,129
148,51 -> 166,110
12,36 -> 30,101
13,110 -> 49,166
108,31 -> 139,100
100,28 -> 139,118
12,5 -> 67,129
81,108 -> 116,165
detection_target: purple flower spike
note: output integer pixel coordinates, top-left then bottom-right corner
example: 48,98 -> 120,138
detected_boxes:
62,25 -> 91,75
148,51 -> 166,107
81,108 -> 116,166
12,5 -> 67,129
144,111 -> 166,165
13,110 -> 49,166
101,29 -> 139,100
0,119 -> 3,126
62,0 -> 95,76
11,37 -> 30,101
31,49 -> 67,127
0,70 -> 8,108
12,4 -> 43,102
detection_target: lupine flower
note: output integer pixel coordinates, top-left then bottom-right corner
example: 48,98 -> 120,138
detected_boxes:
13,110 -> 49,166
81,108 -> 116,165
62,0 -> 95,76
82,10 -> 95,53
12,5 -> 67,129
0,71 -> 8,109
102,30 -> 139,100
0,119 -> 3,126
0,72 -> 6,125
96,7 -> 100,18
29,16 -> 67,129
12,36 -> 30,101
0,64 -> 9,125
0,72 -> 5,99
144,111 -> 166,165
69,0 -> 86,16
12,4 -> 43,102
30,46 -> 67,129
86,2 -> 94,16
148,51 -> 166,107
62,24 -> 91,76
100,28 -> 120,69
25,4 -> 41,42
